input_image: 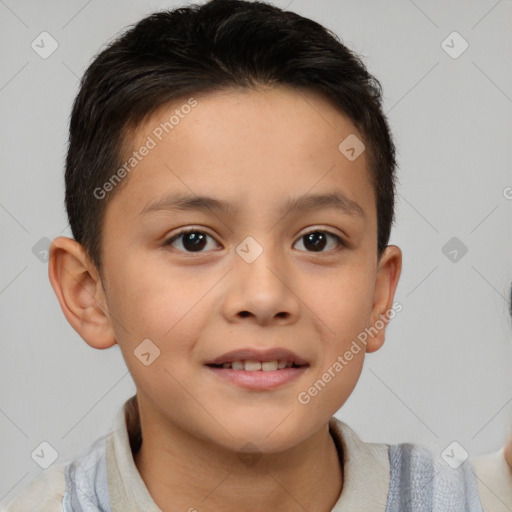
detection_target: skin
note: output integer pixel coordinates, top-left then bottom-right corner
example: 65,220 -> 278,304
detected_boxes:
506,436 -> 512,468
49,85 -> 402,512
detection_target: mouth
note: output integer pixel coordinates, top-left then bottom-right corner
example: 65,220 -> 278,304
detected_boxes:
205,348 -> 309,390
205,347 -> 309,367
207,360 -> 304,371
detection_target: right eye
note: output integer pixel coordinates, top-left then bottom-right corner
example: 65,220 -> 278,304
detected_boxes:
164,229 -> 221,253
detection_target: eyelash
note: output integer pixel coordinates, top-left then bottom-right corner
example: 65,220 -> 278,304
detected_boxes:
163,228 -> 346,254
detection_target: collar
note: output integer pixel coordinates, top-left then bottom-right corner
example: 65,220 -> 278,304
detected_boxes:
472,448 -> 512,511
106,395 -> 390,511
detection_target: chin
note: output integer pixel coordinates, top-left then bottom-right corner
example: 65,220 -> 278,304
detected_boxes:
218,415 -> 310,453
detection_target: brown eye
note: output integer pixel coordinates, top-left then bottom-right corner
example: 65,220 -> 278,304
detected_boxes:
294,230 -> 344,253
165,230 -> 219,253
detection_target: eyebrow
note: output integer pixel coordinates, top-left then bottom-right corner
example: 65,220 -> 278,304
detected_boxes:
140,191 -> 365,219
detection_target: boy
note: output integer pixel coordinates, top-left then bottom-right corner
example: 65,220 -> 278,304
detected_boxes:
472,285 -> 512,511
1,0 -> 495,510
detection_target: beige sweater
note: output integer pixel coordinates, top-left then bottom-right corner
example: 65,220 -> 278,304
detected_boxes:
2,395 -> 510,511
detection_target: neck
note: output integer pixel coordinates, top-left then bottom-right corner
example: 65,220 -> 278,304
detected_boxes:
131,399 -> 343,512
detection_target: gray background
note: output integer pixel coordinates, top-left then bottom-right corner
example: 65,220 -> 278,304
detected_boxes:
1,0 -> 511,503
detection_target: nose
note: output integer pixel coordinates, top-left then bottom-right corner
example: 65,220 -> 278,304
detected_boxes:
221,240 -> 300,327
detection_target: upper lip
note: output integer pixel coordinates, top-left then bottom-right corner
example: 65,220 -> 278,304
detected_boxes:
206,348 -> 309,366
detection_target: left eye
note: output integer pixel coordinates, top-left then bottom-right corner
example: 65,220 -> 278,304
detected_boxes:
293,230 -> 344,253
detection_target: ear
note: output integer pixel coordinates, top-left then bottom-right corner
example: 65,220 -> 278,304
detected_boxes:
366,245 -> 402,353
48,236 -> 117,349
505,435 -> 512,469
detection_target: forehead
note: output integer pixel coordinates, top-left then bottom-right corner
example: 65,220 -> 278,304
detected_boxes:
111,85 -> 375,223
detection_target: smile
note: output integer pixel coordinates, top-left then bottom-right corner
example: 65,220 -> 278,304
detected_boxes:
207,360 -> 303,371
206,362 -> 308,390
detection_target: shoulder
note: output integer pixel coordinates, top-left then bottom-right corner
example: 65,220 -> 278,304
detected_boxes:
1,431 -> 112,512
472,449 -> 512,512
1,463 -> 67,512
386,442 -> 483,512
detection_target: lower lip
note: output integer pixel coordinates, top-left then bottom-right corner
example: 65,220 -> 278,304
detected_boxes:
205,366 -> 308,390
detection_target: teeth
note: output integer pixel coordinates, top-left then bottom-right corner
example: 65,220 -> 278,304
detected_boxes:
261,361 -> 278,371
244,360 -> 262,371
219,360 -> 298,370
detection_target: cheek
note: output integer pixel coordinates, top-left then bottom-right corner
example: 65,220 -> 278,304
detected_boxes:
300,266 -> 375,341
324,293 -> 372,333
105,254 -> 217,357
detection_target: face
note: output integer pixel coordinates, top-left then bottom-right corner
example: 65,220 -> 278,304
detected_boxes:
97,86 -> 399,453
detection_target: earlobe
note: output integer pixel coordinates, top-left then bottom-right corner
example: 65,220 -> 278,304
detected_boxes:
48,236 -> 117,350
366,245 -> 402,354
